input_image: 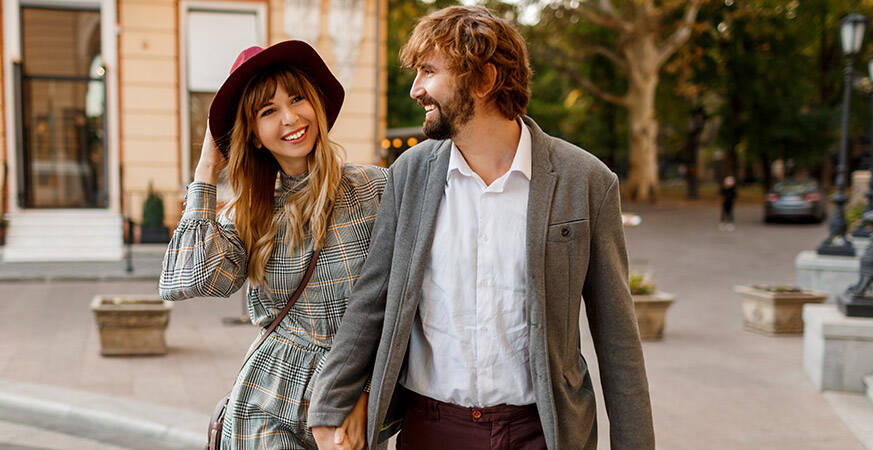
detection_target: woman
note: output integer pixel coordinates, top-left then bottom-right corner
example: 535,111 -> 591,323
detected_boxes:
160,41 -> 386,449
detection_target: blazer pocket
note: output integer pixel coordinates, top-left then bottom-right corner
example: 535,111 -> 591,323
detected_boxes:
547,218 -> 588,242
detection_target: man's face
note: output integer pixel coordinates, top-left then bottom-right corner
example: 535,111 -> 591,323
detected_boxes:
409,52 -> 474,140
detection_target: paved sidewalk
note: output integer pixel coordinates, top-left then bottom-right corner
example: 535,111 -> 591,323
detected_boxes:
0,201 -> 869,449
0,379 -> 203,449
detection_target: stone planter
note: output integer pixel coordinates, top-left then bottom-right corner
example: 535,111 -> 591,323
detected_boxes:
91,295 -> 172,356
632,292 -> 675,340
735,285 -> 826,335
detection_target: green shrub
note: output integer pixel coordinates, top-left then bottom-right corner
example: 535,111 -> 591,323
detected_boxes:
142,183 -> 165,228
752,285 -> 803,293
629,271 -> 656,296
847,202 -> 867,231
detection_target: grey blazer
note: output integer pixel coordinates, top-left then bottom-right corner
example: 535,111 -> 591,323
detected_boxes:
309,117 -> 655,449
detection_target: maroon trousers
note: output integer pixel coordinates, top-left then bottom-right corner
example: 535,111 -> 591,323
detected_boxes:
397,391 -> 547,450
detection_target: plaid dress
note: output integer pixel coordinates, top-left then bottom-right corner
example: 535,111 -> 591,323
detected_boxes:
160,163 -> 388,449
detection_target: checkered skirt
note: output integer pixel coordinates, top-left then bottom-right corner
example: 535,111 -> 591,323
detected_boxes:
160,163 -> 388,449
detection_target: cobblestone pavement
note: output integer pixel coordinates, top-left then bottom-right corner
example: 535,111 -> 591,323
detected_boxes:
0,200 -> 867,449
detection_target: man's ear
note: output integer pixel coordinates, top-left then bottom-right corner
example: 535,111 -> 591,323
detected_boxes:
474,63 -> 498,98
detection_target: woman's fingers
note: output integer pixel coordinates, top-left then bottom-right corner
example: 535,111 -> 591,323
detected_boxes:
193,125 -> 227,184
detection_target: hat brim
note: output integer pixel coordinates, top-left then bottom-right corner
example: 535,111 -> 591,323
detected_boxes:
208,40 -> 345,155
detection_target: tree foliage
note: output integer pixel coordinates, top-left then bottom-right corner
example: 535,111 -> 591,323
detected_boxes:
385,0 -> 873,194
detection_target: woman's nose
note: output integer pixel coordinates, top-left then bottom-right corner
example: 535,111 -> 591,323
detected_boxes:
281,106 -> 298,124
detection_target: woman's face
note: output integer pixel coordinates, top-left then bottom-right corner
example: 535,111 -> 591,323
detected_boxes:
253,83 -> 319,176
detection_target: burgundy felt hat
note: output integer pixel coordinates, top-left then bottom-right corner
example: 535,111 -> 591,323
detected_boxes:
208,40 -> 344,155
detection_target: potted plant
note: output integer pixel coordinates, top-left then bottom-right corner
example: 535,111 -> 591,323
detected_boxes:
140,183 -> 170,243
91,295 -> 173,356
734,284 -> 826,335
630,271 -> 675,340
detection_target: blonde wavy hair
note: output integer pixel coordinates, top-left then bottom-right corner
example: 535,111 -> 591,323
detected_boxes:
224,66 -> 344,286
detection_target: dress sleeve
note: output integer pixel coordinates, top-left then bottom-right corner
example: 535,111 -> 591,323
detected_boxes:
159,182 -> 248,300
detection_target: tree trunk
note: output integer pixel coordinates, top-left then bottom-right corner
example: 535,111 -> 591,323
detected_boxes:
624,40 -> 660,203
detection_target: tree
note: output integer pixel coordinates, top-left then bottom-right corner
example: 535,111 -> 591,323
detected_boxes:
530,0 -> 703,202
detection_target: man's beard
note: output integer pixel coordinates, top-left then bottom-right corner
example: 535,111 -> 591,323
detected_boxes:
420,90 -> 474,140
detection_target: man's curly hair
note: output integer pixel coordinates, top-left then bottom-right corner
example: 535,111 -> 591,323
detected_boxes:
400,5 -> 532,120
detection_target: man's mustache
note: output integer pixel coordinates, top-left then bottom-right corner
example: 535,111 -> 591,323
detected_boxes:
417,95 -> 441,111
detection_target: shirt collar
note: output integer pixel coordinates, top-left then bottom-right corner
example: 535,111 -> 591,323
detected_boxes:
279,169 -> 309,193
447,118 -> 532,182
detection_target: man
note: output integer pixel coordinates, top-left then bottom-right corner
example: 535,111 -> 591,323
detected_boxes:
310,5 -> 654,449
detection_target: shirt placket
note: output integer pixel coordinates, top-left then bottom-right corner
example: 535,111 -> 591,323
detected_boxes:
475,180 -> 490,406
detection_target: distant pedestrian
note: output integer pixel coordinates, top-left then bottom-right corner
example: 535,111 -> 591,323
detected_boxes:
720,176 -> 737,231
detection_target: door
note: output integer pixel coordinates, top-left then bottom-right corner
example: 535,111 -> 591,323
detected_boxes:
19,6 -> 107,208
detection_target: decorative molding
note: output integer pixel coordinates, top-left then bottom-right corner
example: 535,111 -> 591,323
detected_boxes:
327,0 -> 365,88
284,0 -> 321,46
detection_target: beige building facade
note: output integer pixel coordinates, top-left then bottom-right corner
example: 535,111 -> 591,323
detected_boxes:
0,0 -> 387,261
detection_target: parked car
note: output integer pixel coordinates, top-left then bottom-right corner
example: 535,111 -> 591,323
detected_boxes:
764,180 -> 827,223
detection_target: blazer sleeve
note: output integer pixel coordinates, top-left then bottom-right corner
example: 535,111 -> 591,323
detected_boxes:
581,174 -> 656,449
308,167 -> 398,427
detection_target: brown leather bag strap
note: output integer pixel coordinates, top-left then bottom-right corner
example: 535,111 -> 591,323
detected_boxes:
240,247 -> 322,367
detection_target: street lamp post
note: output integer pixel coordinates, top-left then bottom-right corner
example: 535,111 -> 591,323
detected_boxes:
852,57 -> 873,239
819,13 -> 867,256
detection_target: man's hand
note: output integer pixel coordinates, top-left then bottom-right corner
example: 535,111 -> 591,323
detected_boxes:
313,392 -> 368,450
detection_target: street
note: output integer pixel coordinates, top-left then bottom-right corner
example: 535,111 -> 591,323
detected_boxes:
0,200 -> 867,449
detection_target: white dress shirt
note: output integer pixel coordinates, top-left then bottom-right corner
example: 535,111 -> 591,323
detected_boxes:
400,120 -> 535,407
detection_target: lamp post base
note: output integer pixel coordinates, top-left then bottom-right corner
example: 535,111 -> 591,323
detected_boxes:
837,291 -> 873,317
852,227 -> 872,238
817,243 -> 856,256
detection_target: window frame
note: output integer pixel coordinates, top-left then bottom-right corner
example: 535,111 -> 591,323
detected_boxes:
178,0 -> 267,186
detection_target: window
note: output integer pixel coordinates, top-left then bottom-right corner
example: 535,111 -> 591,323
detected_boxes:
182,6 -> 263,182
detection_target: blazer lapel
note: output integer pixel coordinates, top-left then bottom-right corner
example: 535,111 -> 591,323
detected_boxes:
524,117 -> 557,327
403,140 -> 451,309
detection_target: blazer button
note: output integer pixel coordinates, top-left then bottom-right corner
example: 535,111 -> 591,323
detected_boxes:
561,227 -> 570,237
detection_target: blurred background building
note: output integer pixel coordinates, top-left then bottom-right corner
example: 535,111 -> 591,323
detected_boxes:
0,0 -> 387,261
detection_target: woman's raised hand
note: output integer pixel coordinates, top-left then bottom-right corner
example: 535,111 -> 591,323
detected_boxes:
193,125 -> 227,185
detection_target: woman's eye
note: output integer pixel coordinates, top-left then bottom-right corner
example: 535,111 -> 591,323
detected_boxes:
291,96 -> 303,104
259,108 -> 274,117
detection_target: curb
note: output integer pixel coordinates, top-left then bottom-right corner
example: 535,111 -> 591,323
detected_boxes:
0,379 -> 205,450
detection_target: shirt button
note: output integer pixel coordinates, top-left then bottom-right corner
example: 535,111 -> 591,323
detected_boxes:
472,410 -> 482,420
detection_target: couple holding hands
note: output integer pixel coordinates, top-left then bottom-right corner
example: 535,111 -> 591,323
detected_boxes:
160,5 -> 653,450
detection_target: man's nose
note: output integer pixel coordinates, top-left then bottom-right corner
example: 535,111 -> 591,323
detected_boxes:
410,75 -> 424,99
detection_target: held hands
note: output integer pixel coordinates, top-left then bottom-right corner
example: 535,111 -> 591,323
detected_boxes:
193,125 -> 227,185
313,392 -> 369,450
